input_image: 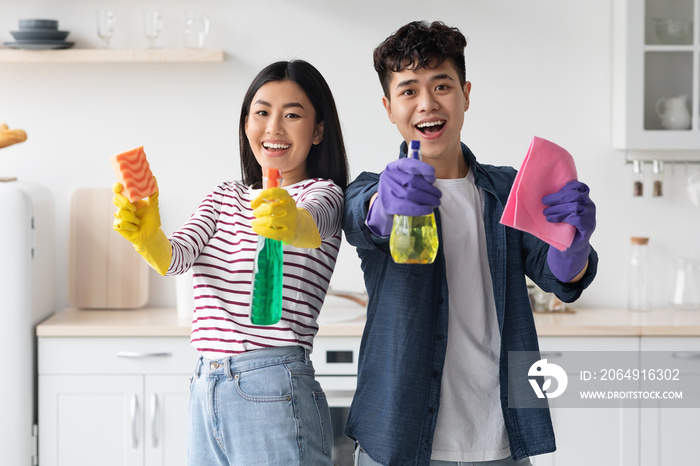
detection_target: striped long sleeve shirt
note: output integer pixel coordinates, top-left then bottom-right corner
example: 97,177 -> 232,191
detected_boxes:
167,178 -> 343,359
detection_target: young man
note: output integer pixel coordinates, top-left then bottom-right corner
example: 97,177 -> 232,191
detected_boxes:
342,21 -> 597,466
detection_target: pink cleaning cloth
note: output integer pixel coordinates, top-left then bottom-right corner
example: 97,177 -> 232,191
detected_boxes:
500,136 -> 577,251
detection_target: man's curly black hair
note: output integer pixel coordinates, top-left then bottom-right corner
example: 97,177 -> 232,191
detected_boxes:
373,21 -> 467,98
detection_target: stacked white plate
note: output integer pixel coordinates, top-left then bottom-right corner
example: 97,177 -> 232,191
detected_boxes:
5,19 -> 73,50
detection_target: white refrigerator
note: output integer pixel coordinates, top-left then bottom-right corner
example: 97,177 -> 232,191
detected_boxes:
0,179 -> 54,466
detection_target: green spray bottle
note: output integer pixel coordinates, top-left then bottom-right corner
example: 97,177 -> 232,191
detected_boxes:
250,168 -> 284,325
389,140 -> 439,264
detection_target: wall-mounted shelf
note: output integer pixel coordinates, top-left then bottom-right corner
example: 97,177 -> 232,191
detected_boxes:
0,48 -> 224,63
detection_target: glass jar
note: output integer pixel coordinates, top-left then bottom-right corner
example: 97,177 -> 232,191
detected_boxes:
628,236 -> 651,311
671,255 -> 699,310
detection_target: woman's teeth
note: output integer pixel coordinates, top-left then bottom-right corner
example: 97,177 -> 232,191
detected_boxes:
263,142 -> 290,150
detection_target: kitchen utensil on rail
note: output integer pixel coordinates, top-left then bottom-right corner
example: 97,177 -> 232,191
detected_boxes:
652,160 -> 663,197
632,159 -> 643,197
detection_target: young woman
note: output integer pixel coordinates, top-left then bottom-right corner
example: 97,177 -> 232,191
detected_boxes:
112,60 -> 348,465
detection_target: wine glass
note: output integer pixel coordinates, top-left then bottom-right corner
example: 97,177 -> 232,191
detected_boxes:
183,10 -> 209,49
96,10 -> 115,49
143,10 -> 164,49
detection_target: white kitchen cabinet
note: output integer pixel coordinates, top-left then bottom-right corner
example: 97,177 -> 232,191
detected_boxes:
39,375 -> 145,466
613,0 -> 700,150
532,337 -> 640,466
639,337 -> 700,466
38,337 -> 197,466
144,376 -> 191,466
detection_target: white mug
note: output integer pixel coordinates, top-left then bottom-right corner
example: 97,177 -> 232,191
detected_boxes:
687,172 -> 700,206
656,95 -> 691,130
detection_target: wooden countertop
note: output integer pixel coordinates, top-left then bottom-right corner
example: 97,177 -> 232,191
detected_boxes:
36,307 -> 700,338
36,308 -> 192,337
534,307 -> 700,336
36,307 -> 366,338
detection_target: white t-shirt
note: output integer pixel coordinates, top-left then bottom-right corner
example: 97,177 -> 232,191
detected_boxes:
430,172 -> 510,462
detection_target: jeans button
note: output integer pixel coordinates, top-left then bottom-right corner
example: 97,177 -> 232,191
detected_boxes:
210,361 -> 220,370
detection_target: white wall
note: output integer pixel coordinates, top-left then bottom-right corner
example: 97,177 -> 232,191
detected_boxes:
1,0 -> 697,312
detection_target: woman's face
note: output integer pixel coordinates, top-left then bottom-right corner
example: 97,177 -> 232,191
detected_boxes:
245,80 -> 324,187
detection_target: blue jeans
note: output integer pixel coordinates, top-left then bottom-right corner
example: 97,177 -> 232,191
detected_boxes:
355,445 -> 533,466
187,346 -> 333,465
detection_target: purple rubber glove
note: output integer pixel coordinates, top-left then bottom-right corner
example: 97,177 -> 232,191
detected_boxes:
542,180 -> 596,282
366,157 -> 442,237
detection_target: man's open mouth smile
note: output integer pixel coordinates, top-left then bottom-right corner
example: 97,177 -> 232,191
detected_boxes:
416,120 -> 445,135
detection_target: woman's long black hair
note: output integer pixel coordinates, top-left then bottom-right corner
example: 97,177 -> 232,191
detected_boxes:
239,60 -> 349,190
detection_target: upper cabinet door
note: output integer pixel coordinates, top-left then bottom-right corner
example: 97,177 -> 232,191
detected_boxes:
613,0 -> 699,150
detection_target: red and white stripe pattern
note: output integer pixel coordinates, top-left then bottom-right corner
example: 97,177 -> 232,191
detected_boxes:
167,178 -> 343,359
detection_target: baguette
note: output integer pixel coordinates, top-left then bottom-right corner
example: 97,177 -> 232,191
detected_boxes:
0,123 -> 27,149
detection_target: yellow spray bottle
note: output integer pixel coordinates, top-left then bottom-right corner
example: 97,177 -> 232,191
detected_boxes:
389,140 -> 439,264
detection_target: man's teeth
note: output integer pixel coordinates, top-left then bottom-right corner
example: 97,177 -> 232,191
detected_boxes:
263,143 -> 290,149
416,120 -> 445,128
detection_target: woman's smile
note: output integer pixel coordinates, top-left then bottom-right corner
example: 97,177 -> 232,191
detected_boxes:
262,140 -> 292,155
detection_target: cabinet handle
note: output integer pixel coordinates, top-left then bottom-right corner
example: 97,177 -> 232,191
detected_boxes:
540,352 -> 563,359
117,351 -> 173,359
672,352 -> 700,360
130,394 -> 139,449
151,394 -> 159,448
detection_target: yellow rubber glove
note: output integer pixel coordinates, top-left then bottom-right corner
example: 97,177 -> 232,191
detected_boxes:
112,181 -> 172,276
251,187 -> 322,249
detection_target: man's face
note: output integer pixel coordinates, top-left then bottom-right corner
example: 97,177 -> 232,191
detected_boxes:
382,61 -> 470,163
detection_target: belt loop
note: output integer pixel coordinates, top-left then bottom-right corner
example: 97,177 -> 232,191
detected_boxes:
195,356 -> 203,378
225,357 -> 233,380
304,347 -> 310,365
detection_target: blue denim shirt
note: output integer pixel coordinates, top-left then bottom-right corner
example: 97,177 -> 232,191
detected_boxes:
342,143 -> 598,466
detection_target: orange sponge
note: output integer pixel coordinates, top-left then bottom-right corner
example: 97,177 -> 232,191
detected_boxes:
111,146 -> 157,203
